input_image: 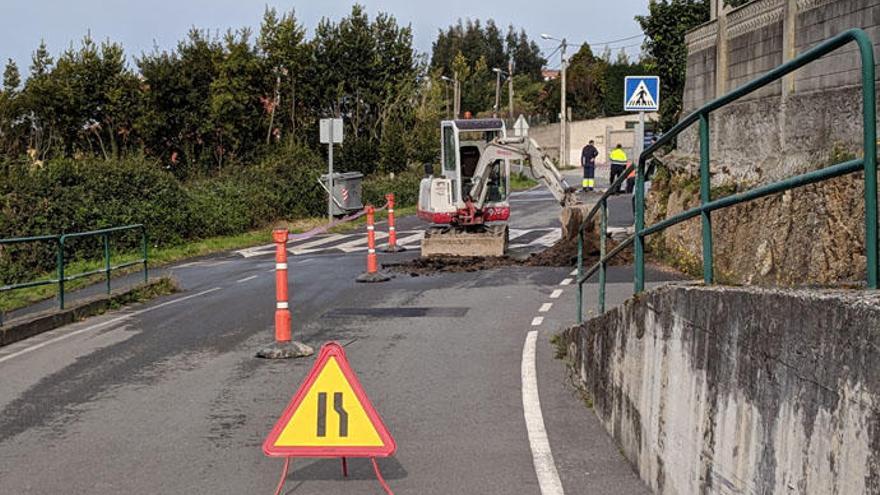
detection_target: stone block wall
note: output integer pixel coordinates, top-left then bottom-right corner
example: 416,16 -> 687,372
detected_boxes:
679,0 -> 880,183
560,284 -> 880,494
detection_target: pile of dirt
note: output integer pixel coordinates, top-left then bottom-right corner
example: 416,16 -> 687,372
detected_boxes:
387,231 -> 632,277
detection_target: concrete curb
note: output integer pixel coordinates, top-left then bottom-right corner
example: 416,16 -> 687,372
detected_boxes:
0,278 -> 174,347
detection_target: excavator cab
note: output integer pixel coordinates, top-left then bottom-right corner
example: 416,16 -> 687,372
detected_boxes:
420,119 -> 511,225
418,118 -> 578,257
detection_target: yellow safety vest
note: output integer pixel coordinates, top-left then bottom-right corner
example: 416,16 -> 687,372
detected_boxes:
609,148 -> 628,163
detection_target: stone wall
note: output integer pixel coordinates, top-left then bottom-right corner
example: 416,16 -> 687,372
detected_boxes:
679,0 -> 880,183
560,284 -> 880,495
649,0 -> 879,286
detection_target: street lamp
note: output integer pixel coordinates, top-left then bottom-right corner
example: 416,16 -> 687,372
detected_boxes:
440,76 -> 454,120
492,68 -> 507,118
541,33 -> 568,167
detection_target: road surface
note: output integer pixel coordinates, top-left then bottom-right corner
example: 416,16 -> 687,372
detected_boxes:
0,173 -> 674,494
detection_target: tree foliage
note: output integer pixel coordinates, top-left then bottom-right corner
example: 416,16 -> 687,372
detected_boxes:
637,0 -> 710,133
0,4 -> 424,178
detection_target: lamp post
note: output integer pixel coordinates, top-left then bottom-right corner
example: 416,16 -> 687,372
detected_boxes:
542,33 -> 568,167
440,75 -> 454,120
492,68 -> 507,118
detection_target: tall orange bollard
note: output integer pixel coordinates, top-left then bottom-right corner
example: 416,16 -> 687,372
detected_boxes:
356,206 -> 391,283
382,193 -> 405,253
257,228 -> 314,359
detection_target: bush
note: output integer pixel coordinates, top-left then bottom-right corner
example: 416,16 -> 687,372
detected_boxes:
0,144 -> 423,284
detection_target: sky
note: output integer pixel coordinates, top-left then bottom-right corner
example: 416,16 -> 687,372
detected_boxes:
0,0 -> 650,75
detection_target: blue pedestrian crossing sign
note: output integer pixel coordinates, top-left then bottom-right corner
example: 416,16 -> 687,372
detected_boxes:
624,76 -> 660,112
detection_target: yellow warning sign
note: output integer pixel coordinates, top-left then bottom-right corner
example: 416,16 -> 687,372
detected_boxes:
263,342 -> 396,457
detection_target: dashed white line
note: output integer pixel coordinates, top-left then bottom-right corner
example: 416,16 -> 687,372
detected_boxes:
236,275 -> 258,283
539,303 -> 553,313
531,316 -> 544,326
521,330 -> 565,495
559,278 -> 572,286
550,289 -> 563,299
570,269 -> 578,276
0,287 -> 223,365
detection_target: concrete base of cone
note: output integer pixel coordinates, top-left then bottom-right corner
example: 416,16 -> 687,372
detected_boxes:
356,271 -> 392,283
256,340 -> 314,359
382,244 -> 406,253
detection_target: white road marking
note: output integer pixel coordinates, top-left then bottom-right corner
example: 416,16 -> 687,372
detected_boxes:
559,278 -> 572,286
289,234 -> 348,255
570,269 -> 578,276
539,303 -> 553,313
530,229 -> 562,248
531,316 -> 544,326
550,289 -> 563,299
393,232 -> 424,246
335,232 -> 389,253
521,330 -> 565,495
0,287 -> 222,365
236,275 -> 258,283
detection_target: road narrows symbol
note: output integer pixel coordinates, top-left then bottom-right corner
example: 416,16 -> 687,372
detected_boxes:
316,391 -> 349,437
317,392 -> 328,437
334,392 -> 349,437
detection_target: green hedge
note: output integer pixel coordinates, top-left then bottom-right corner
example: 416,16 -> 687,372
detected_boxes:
0,146 -> 423,284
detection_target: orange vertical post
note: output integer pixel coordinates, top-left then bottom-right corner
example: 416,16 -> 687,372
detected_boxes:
357,205 -> 391,283
256,229 -> 313,359
382,193 -> 405,253
273,229 -> 292,343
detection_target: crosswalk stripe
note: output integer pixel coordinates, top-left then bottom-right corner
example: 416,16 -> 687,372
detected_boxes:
335,231 -> 389,253
289,233 -> 347,253
394,232 -> 424,246
530,229 -> 562,247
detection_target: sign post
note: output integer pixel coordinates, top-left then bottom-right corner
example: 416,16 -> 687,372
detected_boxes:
320,118 -> 344,222
624,76 -> 660,160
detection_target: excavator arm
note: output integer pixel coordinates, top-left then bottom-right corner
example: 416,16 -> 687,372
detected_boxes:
466,136 -> 579,209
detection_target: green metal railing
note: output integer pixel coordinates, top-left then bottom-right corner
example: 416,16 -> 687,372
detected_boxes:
0,225 -> 148,321
576,28 -> 877,323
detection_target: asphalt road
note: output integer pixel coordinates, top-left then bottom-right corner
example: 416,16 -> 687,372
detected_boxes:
0,173 -> 675,494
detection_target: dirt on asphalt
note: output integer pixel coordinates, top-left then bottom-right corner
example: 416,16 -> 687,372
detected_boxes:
387,232 -> 633,277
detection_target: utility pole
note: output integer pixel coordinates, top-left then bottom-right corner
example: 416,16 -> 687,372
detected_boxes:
453,70 -> 461,118
508,55 -> 514,120
492,68 -> 506,118
560,39 -> 567,167
542,33 -> 568,166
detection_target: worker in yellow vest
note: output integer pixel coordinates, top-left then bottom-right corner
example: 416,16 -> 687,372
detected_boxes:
609,144 -> 628,194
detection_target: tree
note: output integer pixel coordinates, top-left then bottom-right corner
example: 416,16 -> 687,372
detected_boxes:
637,0 -> 710,133
3,60 -> 20,93
258,7 -> 309,144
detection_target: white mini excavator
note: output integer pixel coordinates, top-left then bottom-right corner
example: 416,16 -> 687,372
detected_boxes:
417,118 -> 582,257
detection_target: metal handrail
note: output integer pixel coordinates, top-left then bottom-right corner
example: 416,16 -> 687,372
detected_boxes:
575,28 -> 877,323
0,224 -> 148,321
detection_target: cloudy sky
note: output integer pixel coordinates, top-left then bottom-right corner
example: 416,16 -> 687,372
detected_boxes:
0,0 -> 650,73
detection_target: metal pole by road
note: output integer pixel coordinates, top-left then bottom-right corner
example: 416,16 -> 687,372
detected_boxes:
543,34 -> 568,167
453,71 -> 461,118
636,111 -> 646,160
508,56 -> 514,120
493,69 -> 502,118
441,76 -> 453,119
560,39 -> 567,167
328,124 -> 334,222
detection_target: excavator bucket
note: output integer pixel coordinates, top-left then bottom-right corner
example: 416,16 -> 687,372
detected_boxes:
420,225 -> 509,257
559,204 -> 590,241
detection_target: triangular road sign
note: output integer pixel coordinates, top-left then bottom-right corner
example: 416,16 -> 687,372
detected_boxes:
625,79 -> 658,110
263,342 -> 396,458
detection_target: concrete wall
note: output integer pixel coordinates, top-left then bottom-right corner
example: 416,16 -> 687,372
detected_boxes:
529,113 -> 658,167
560,284 -> 880,495
680,0 -> 880,184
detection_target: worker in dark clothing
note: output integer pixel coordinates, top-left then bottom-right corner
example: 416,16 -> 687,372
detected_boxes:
580,140 -> 598,192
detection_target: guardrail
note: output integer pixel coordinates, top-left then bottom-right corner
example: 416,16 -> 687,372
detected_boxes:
1,225 -> 148,321
574,28 -> 877,323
